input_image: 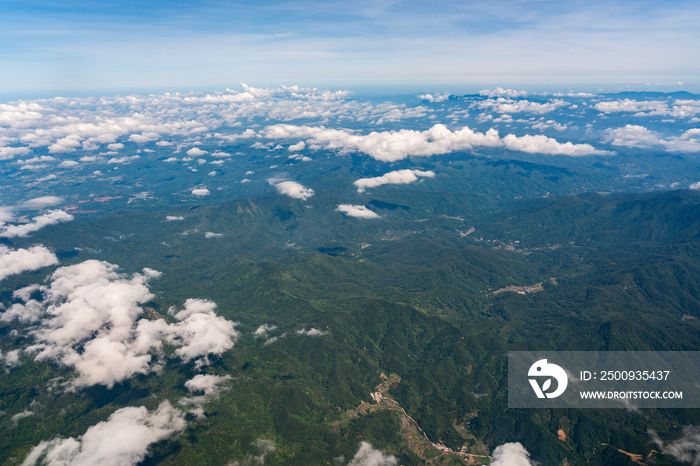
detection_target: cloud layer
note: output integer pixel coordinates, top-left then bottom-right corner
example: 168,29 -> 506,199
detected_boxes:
268,179 -> 315,200
354,169 -> 435,192
21,401 -> 186,466
336,205 -> 381,219
9,261 -> 239,388
0,245 -> 58,282
261,124 -> 611,162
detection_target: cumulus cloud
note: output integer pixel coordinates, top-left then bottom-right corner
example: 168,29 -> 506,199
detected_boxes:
354,169 -> 435,192
0,245 -> 58,282
690,182 -> 700,190
604,125 -> 700,152
166,216 -> 184,221
474,98 -> 569,114
0,210 -> 74,238
205,232 -> 223,238
20,261 -> 239,388
336,205 -> 380,219
107,155 -> 139,164
595,99 -> 700,119
261,124 -> 609,162
418,93 -> 450,103
129,132 -> 160,144
479,88 -> 527,98
268,179 -> 314,200
254,324 -> 277,337
107,143 -> 124,150
187,147 -> 208,156
0,146 -> 31,160
296,328 -> 327,336
184,374 -> 231,397
191,188 -> 210,196
288,153 -> 312,162
165,299 -> 240,367
59,160 -> 79,167
346,442 -> 397,466
21,401 -> 186,466
490,442 -> 534,466
1,350 -> 21,368
288,141 -> 306,151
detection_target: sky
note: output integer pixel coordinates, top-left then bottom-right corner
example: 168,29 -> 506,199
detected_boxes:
0,0 -> 699,97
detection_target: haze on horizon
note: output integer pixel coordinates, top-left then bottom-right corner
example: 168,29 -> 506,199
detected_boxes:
0,0 -> 698,97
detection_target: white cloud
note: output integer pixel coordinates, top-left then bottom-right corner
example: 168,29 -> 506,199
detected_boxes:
268,179 -> 314,200
490,443 -> 534,466
288,153 -> 312,162
354,169 -> 435,192
187,147 -> 208,156
1,349 -> 21,368
108,155 -> 139,164
205,232 -> 223,238
184,374 -> 231,396
12,410 -> 34,423
604,125 -> 700,152
0,210 -> 74,238
166,216 -> 184,221
17,156 -> 56,165
261,123 -> 609,161
296,328 -> 327,336
211,151 -> 232,157
347,441 -> 397,466
479,88 -> 527,98
595,99 -> 700,119
336,205 -> 380,219
649,427 -> 700,466
79,155 -> 97,162
474,98 -> 569,114
288,141 -> 306,151
191,188 -> 210,196
690,182 -> 700,190
163,157 -> 178,162
18,196 -> 63,209
0,146 -> 31,160
107,143 -> 124,150
418,93 -> 450,103
165,298 -> 240,366
129,132 -> 160,144
21,262 -> 239,388
60,160 -> 79,167
254,324 -> 277,337
21,401 -> 186,466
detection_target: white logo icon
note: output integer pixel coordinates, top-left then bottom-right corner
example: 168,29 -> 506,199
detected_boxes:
528,359 -> 568,399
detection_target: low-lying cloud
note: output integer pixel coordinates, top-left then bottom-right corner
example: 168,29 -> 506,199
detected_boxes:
0,245 -> 58,282
354,169 -> 435,192
490,442 -> 534,466
336,205 -> 381,219
21,401 -> 186,466
268,179 -> 315,200
261,124 -> 610,162
10,261 -> 239,388
0,210 -> 73,238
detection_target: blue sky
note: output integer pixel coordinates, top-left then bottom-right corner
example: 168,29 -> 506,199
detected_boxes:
1,0 -> 699,96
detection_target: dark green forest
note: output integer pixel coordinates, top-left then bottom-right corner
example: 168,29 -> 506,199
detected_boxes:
3,186 -> 700,466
